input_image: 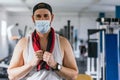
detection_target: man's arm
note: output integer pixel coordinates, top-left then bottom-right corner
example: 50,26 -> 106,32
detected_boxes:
56,36 -> 78,80
7,38 -> 40,80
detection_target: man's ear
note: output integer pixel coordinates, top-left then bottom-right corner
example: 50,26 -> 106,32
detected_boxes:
51,14 -> 54,22
32,15 -> 35,23
50,14 -> 54,25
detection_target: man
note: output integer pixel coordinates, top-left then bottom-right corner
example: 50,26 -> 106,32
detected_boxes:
7,2 -> 78,80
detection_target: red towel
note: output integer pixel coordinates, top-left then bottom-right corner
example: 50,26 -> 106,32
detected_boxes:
32,28 -> 55,71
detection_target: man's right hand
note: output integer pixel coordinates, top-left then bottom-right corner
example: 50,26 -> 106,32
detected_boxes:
30,50 -> 44,67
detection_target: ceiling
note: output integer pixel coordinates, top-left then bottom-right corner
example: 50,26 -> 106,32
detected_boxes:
0,0 -> 120,13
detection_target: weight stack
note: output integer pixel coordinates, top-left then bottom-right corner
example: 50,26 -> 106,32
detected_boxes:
88,42 -> 98,58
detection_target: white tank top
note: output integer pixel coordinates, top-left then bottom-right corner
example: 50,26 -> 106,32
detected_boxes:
22,34 -> 63,80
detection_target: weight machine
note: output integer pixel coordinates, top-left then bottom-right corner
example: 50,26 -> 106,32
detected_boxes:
86,18 -> 120,80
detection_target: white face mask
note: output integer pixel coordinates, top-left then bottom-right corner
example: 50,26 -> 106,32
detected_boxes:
35,20 -> 51,34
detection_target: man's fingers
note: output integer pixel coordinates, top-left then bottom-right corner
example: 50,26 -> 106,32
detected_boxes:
36,50 -> 44,53
43,52 -> 51,62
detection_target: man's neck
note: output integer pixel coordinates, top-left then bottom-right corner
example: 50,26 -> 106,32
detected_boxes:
37,29 -> 51,39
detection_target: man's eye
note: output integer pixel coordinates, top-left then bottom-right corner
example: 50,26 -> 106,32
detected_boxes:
44,14 -> 48,17
36,15 -> 41,18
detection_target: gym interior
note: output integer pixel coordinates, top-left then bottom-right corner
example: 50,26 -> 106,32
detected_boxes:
0,0 -> 120,80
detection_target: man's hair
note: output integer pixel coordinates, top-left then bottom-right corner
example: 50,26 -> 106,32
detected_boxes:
33,2 -> 52,15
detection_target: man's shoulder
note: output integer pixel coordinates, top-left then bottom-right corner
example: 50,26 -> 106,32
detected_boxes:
59,35 -> 69,46
17,37 -> 27,46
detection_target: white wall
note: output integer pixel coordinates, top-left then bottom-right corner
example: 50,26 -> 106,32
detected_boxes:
0,9 -> 8,59
7,12 -> 34,32
53,12 -> 80,31
79,12 -> 98,40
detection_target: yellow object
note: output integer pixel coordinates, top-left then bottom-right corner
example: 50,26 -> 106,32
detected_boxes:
76,74 -> 93,80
